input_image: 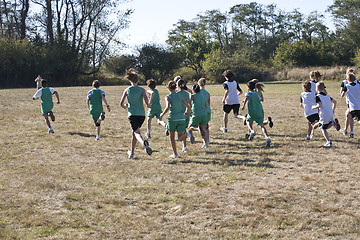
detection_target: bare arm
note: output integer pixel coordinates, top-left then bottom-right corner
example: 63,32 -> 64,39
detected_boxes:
148,90 -> 154,105
241,96 -> 249,110
182,97 -> 191,117
222,90 -> 229,104
120,89 -> 128,109
331,98 -> 337,113
208,93 -> 211,107
160,96 -> 170,118
102,95 -> 111,112
53,91 -> 60,104
312,102 -> 321,110
142,88 -> 150,108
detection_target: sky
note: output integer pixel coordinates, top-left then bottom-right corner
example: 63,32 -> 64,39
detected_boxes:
119,0 -> 335,54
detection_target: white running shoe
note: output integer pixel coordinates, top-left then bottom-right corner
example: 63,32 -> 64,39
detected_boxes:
170,154 -> 179,158
182,147 -> 188,153
95,135 -> 100,141
48,129 -> 54,134
164,124 -> 169,136
249,130 -> 256,140
323,141 -> 332,148
220,126 -> 227,133
305,135 -> 311,140
265,137 -> 271,148
202,143 -> 209,148
340,128 -> 348,135
128,150 -> 134,159
145,132 -> 151,139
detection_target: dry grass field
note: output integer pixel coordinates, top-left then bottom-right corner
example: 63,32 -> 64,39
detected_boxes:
0,81 -> 359,239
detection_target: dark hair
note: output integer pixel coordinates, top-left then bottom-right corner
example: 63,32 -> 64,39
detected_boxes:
347,73 -> 356,82
167,80 -> 176,90
146,79 -> 156,89
310,70 -> 322,81
177,79 -> 187,90
223,70 -> 234,80
92,80 -> 100,88
41,79 -> 47,87
247,80 -> 256,91
302,80 -> 311,92
192,84 -> 200,93
126,69 -> 139,83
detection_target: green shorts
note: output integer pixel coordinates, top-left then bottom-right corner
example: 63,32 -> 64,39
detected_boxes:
246,114 -> 264,125
148,109 -> 161,119
168,120 -> 186,132
41,104 -> 53,116
91,110 -> 102,123
185,116 -> 190,128
190,115 -> 208,127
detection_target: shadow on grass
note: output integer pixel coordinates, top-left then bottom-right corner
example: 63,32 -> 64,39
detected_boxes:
166,157 -> 275,168
68,132 -> 96,138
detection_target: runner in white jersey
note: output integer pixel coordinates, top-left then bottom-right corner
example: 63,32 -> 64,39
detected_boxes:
312,82 -> 340,147
220,70 -> 244,133
300,81 -> 319,140
339,68 -> 356,137
309,70 -> 322,93
341,73 -> 360,138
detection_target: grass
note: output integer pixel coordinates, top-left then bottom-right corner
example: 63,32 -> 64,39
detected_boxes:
0,81 -> 359,239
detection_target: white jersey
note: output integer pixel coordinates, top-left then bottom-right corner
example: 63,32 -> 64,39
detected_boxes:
316,92 -> 334,124
342,79 -> 358,105
310,81 -> 317,93
224,81 -> 240,105
300,91 -> 318,117
343,81 -> 360,111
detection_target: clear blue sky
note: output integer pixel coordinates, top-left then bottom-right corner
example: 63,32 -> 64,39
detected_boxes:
119,0 -> 335,54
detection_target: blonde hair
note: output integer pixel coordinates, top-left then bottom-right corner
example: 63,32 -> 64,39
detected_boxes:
316,81 -> 326,91
126,69 -> 139,83
173,76 -> 182,82
310,70 -> 322,81
198,78 -> 206,87
346,68 -> 355,75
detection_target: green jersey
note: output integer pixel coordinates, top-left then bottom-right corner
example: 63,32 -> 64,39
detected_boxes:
191,93 -> 207,117
177,90 -> 190,115
148,89 -> 162,114
127,86 -> 145,117
246,91 -> 264,122
89,89 -> 104,115
168,92 -> 185,121
200,88 -> 211,113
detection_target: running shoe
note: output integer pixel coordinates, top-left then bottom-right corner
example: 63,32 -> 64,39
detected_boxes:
182,147 -> 188,153
340,128 -> 348,135
333,118 -> 341,131
128,150 -> 134,159
145,132 -> 151,139
265,137 -> 271,148
49,111 -> 55,122
249,130 -> 256,140
349,132 -> 354,138
220,126 -> 227,133
143,140 -> 152,155
48,129 -> 54,134
100,112 -> 105,121
323,141 -> 332,148
268,117 -> 273,128
170,154 -> 179,158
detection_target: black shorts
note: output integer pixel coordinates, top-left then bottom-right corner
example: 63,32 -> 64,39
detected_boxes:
128,115 -> 145,131
306,113 -> 319,124
350,110 -> 360,119
223,104 -> 240,114
319,121 -> 332,130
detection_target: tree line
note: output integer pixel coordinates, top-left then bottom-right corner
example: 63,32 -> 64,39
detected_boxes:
1,1 -> 360,88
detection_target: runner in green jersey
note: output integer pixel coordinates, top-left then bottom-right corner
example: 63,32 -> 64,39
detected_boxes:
160,80 -> 190,158
189,84 -> 209,148
145,79 -> 168,139
87,80 -> 111,141
120,69 -> 152,159
176,79 -> 192,152
198,78 -> 211,146
241,80 -> 271,148
32,79 -> 60,133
